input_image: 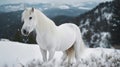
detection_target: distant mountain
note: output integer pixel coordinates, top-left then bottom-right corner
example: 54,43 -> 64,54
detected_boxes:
43,8 -> 88,18
0,3 -> 90,17
74,0 -> 120,48
0,11 -> 22,39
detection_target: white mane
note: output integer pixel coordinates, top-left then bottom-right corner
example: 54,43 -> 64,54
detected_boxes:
36,9 -> 56,28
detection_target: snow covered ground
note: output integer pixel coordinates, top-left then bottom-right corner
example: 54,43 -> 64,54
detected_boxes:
0,40 -> 42,67
0,40 -> 120,67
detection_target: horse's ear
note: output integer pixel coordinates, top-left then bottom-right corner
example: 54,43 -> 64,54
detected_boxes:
31,7 -> 34,12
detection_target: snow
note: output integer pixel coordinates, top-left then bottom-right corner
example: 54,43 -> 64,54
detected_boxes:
84,19 -> 90,26
80,48 -> 120,67
101,7 -> 106,12
113,24 -> 117,27
43,7 -> 48,10
0,41 -> 42,67
78,7 -> 91,10
90,33 -> 100,44
104,12 -> 112,20
4,4 -> 24,12
97,17 -> 100,21
0,40 -> 120,67
58,5 -> 70,9
72,4 -> 85,7
94,9 -> 98,13
90,32 -> 111,48
0,39 -> 10,42
81,28 -> 88,35
38,8 -> 43,11
99,32 -> 111,47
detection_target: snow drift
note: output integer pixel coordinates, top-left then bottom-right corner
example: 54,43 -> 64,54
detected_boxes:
0,40 -> 120,67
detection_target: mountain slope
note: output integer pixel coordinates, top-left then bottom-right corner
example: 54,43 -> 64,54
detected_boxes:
74,1 -> 120,48
0,11 -> 22,39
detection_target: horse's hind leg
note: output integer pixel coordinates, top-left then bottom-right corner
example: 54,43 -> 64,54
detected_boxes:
40,48 -> 47,62
61,51 -> 67,65
74,41 -> 80,62
66,45 -> 75,67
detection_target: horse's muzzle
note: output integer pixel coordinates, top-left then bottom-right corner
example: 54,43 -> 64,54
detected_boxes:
22,29 -> 29,36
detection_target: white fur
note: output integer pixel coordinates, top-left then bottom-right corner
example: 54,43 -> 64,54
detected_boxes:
21,8 -> 86,64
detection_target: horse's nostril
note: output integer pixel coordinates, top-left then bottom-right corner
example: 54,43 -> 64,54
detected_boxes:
23,29 -> 27,34
23,29 -> 26,33
22,29 -> 29,36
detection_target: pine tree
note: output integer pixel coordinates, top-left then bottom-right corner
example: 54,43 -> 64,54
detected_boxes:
112,0 -> 120,32
27,32 -> 36,44
113,0 -> 120,16
110,0 -> 120,44
13,29 -> 23,42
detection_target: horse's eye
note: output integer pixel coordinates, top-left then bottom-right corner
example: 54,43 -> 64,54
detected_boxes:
29,17 -> 32,20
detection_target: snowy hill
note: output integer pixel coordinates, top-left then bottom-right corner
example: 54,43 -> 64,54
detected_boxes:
0,40 -> 42,67
77,2 -> 113,47
73,0 -> 120,48
0,40 -> 120,67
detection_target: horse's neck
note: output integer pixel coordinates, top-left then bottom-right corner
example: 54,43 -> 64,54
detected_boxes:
35,10 -> 56,35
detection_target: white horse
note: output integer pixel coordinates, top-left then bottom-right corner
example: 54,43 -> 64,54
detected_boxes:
21,8 -> 86,64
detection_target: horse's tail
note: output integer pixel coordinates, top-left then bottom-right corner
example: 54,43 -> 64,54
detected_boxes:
65,24 -> 86,64
66,45 -> 75,64
75,25 -> 86,53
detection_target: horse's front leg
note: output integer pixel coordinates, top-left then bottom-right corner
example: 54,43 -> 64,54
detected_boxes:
40,48 -> 47,62
42,49 -> 55,66
48,49 -> 55,61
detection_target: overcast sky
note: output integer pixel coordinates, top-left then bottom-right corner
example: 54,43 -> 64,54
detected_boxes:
0,0 -> 112,5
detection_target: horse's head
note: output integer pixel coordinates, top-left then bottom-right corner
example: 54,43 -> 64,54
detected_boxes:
21,8 -> 37,36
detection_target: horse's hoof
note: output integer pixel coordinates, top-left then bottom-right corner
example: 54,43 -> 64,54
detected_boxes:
41,61 -> 53,67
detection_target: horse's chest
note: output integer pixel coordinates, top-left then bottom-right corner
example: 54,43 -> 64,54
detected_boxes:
36,35 -> 54,50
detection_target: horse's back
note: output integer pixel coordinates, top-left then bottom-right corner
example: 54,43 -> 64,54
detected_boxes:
58,23 -> 78,30
57,23 -> 78,36
58,23 -> 79,34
